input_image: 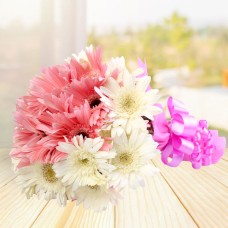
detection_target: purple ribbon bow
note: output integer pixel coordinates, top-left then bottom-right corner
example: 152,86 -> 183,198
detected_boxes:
153,97 -> 226,168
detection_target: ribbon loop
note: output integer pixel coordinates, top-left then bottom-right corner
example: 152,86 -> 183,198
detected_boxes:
171,113 -> 197,136
168,97 -> 189,115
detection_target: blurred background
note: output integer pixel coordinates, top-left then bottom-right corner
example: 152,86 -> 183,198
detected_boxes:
0,0 -> 228,148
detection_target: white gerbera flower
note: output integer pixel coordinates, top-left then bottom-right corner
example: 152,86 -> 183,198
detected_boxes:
75,184 -> 121,211
106,57 -> 126,83
53,136 -> 116,190
111,130 -> 160,189
96,70 -> 161,136
16,162 -> 67,206
106,56 -> 144,83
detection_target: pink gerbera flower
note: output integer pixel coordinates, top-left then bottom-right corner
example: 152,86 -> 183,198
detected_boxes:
11,46 -> 114,168
10,103 -> 67,167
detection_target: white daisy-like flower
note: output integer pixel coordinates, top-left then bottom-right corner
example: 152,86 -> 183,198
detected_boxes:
106,56 -> 144,83
106,56 -> 126,83
16,162 -> 67,206
75,184 -> 121,211
96,69 -> 161,137
111,130 -> 160,189
53,136 -> 116,190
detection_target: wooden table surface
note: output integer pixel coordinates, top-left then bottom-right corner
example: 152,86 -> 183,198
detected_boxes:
0,148 -> 227,228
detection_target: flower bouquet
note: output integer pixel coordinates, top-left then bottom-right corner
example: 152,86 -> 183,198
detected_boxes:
10,46 -> 226,211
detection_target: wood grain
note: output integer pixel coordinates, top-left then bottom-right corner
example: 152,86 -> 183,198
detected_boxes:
0,178 -> 47,227
202,159 -> 228,187
31,201 -> 75,228
32,201 -> 114,228
153,157 -> 228,228
222,149 -> 228,161
0,156 -> 15,189
115,173 -> 197,228
62,204 -> 114,228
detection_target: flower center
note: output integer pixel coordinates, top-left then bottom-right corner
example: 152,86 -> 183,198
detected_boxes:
42,164 -> 58,183
118,92 -> 139,115
80,158 -> 89,165
119,153 -> 133,165
68,127 -> 90,140
89,185 -> 99,190
88,94 -> 101,108
77,152 -> 93,166
76,131 -> 89,138
37,130 -> 47,139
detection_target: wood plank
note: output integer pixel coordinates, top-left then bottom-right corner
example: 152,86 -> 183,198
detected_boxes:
222,149 -> 228,161
153,156 -> 228,227
0,179 -> 48,227
32,195 -> 114,227
31,200 -> 75,228
0,149 -> 15,189
202,159 -> 228,187
115,171 -> 197,228
63,204 -> 114,228
0,158 -> 15,189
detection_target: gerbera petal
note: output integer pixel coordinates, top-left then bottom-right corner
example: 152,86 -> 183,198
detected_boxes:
135,76 -> 151,91
57,143 -> 76,154
105,77 -> 121,94
122,70 -> 134,88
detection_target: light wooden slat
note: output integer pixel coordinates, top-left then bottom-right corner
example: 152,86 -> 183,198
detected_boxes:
222,149 -> 228,161
63,204 -> 114,228
0,180 -> 48,227
115,173 -> 197,228
202,159 -> 228,187
31,200 -> 75,228
64,205 -> 114,228
32,197 -> 114,227
0,149 -> 15,189
0,158 -> 15,189
153,157 -> 228,227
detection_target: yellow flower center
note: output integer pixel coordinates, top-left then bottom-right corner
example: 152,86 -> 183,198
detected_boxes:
80,158 -> 89,165
119,152 -> 133,165
89,185 -> 99,190
116,91 -> 141,116
121,95 -> 137,114
42,164 -> 58,183
77,152 -> 93,166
